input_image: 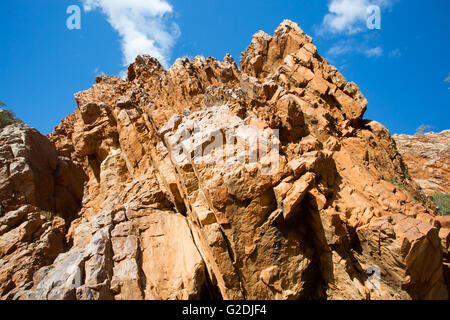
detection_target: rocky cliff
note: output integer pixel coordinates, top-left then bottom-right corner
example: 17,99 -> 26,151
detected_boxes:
0,20 -> 448,300
393,130 -> 449,196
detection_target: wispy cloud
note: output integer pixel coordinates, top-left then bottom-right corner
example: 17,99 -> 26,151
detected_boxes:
327,40 -> 354,56
365,46 -> 383,57
82,0 -> 180,68
94,67 -> 105,76
327,40 -> 383,58
389,49 -> 402,58
319,0 -> 395,35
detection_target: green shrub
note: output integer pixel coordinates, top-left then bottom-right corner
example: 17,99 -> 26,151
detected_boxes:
0,109 -> 23,129
415,124 -> 433,136
433,193 -> 450,216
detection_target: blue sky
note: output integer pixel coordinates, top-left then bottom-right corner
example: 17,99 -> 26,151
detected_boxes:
0,0 -> 449,135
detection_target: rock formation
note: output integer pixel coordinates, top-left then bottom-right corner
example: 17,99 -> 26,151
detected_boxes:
0,124 -> 86,299
393,130 -> 449,196
0,20 -> 448,300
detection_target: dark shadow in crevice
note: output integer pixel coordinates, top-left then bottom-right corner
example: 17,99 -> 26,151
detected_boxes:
88,154 -> 101,183
199,269 -> 224,301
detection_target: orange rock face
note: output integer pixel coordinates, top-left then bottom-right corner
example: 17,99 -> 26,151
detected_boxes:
393,131 -> 450,196
0,20 -> 448,300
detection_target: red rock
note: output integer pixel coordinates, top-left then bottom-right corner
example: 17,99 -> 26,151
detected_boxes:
0,19 -> 447,300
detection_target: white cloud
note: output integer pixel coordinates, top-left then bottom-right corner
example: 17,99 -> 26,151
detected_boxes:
365,46 -> 383,57
327,40 -> 354,56
327,40 -> 383,58
82,0 -> 179,68
320,0 -> 394,35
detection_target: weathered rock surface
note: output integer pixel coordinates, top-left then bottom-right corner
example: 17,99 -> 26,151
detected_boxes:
0,124 -> 86,299
0,20 -> 448,300
393,130 -> 450,295
393,130 -> 449,196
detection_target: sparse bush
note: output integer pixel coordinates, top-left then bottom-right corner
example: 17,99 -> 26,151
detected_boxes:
40,210 -> 55,221
433,193 -> 450,216
0,106 -> 24,130
387,176 -> 407,191
415,124 -> 433,136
